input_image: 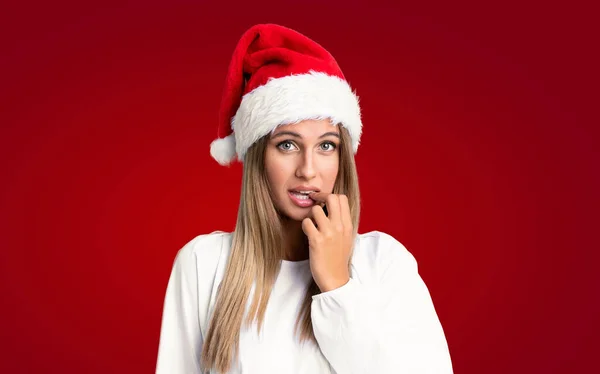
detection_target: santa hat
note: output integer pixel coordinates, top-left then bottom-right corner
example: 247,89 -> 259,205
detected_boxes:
210,23 -> 363,166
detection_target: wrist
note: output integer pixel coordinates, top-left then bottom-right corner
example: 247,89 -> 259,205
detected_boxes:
318,274 -> 350,293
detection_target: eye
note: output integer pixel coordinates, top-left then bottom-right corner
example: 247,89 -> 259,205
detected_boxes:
276,140 -> 298,152
320,141 -> 337,152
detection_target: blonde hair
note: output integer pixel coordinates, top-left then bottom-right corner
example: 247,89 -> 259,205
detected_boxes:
201,124 -> 361,373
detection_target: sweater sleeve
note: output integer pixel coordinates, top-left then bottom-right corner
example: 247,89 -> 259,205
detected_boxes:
310,233 -> 454,374
155,238 -> 203,374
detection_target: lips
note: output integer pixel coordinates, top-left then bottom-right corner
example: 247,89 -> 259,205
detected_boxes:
288,190 -> 317,208
288,185 -> 320,208
289,186 -> 320,193
289,190 -> 316,195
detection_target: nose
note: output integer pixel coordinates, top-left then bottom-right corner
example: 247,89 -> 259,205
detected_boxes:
295,151 -> 317,180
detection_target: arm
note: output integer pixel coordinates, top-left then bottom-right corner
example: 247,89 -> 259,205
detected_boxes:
311,233 -> 454,374
155,239 -> 203,374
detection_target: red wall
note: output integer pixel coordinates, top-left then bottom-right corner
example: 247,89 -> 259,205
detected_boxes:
1,1 -> 598,373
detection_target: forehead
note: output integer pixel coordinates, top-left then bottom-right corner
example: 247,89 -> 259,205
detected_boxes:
272,118 -> 339,136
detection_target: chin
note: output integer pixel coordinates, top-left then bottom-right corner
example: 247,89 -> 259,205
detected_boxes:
280,205 -> 312,222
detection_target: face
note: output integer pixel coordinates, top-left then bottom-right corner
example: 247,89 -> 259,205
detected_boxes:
264,119 -> 340,222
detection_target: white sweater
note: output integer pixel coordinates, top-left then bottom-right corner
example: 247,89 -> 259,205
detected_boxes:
156,231 -> 454,374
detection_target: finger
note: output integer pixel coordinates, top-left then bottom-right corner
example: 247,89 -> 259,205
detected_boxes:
309,192 -> 338,220
325,194 -> 341,225
311,204 -> 329,230
309,192 -> 329,204
339,194 -> 353,232
301,217 -> 319,238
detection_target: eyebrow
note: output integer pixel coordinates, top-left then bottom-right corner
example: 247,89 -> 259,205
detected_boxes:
271,131 -> 340,139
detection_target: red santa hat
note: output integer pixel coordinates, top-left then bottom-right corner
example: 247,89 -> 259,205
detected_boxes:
210,23 -> 363,166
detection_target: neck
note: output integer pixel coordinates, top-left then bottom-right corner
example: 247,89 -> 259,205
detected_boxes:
281,217 -> 309,261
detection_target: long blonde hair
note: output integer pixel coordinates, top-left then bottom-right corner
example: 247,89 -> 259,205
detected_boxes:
201,124 -> 361,373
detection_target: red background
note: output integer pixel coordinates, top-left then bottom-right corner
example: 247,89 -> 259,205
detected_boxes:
1,1 -> 598,373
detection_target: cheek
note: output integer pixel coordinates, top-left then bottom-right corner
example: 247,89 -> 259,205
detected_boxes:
264,152 -> 291,192
320,158 -> 340,187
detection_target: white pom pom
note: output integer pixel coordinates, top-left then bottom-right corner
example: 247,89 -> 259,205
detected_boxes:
210,133 -> 237,165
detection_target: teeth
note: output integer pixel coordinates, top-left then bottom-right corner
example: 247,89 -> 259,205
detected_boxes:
294,191 -> 314,195
291,191 -> 313,200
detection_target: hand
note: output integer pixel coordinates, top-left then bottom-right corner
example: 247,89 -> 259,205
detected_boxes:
301,193 -> 354,293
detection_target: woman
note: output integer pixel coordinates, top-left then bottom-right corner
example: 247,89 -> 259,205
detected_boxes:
156,23 -> 454,374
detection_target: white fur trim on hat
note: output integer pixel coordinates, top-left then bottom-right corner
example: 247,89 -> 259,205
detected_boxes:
231,70 -> 362,162
210,133 -> 237,166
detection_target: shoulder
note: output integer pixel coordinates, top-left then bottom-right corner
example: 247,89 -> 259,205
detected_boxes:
172,230 -> 233,274
354,231 -> 417,265
351,231 -> 419,281
176,230 -> 232,256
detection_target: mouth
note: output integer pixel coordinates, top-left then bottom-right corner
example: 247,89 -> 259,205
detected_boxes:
288,190 -> 317,208
289,190 -> 316,198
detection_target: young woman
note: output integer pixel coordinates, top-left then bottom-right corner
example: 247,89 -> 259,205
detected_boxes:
156,24 -> 454,374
